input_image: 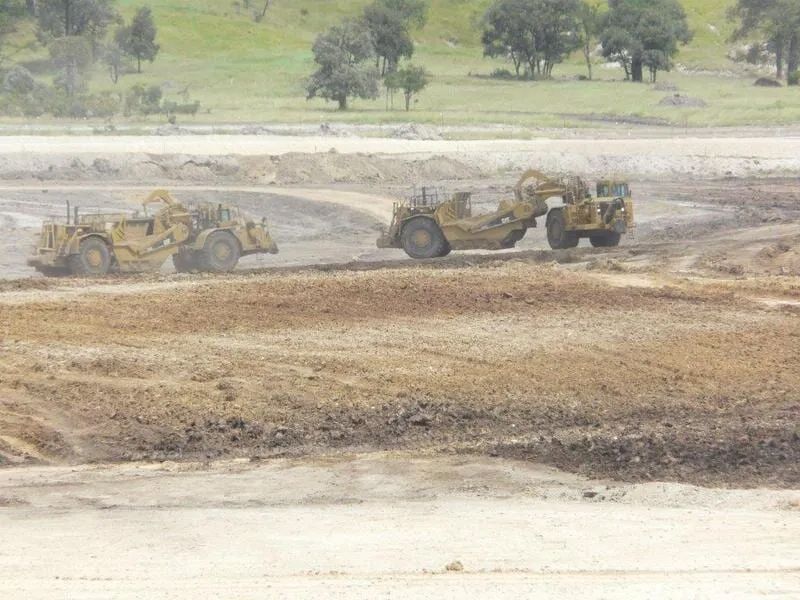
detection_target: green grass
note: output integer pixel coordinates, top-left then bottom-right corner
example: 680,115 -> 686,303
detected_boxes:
4,0 -> 800,129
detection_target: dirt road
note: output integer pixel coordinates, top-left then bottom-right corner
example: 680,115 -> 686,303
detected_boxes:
1,455 -> 798,599
2,133 -> 800,158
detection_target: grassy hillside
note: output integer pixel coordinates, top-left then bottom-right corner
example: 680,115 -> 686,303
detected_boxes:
5,0 -> 800,128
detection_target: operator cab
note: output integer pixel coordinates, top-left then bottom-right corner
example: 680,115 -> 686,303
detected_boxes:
596,181 -> 630,199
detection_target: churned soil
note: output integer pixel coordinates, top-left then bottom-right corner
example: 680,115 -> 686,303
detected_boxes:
1,259 -> 797,487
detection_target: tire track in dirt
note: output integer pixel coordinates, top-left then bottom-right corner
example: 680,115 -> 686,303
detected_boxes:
1,261 -> 797,486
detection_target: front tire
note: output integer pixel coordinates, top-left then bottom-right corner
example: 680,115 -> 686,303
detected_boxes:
69,237 -> 112,276
35,266 -> 70,278
199,231 -> 241,273
401,218 -> 449,259
172,251 -> 198,273
590,232 -> 622,248
547,210 -> 579,250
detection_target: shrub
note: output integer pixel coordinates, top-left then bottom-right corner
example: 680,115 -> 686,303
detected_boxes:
0,67 -> 55,118
163,100 -> 201,117
84,92 -> 122,118
124,84 -> 163,116
489,68 -> 516,80
788,71 -> 800,87
2,66 -> 36,95
124,84 -> 201,119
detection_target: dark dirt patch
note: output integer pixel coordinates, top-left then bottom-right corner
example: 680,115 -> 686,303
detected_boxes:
79,397 -> 800,489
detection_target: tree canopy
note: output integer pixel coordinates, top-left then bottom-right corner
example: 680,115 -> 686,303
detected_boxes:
306,20 -> 380,110
36,0 -> 120,48
116,6 -> 159,73
481,0 -> 583,80
362,0 -> 427,76
729,0 -> 800,83
376,0 -> 428,28
49,34 -> 93,97
363,3 -> 413,75
384,63 -> 429,110
600,0 -> 692,82
0,0 -> 26,64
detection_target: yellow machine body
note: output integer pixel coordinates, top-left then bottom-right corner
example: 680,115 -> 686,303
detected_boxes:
28,190 -> 279,276
377,170 -> 635,258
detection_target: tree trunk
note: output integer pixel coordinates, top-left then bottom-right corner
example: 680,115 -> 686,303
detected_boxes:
137,55 -> 142,73
338,96 -> 347,110
583,42 -> 593,80
404,91 -> 411,111
631,57 -> 643,82
511,52 -> 522,79
776,38 -> 784,80
259,0 -> 272,19
64,0 -> 71,36
788,32 -> 799,84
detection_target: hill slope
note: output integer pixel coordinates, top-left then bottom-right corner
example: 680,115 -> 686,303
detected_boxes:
7,0 -> 800,128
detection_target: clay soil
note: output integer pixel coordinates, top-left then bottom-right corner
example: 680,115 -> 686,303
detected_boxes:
1,174 -> 799,488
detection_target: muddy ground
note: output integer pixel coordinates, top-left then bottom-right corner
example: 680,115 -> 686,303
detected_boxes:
1,161 -> 799,488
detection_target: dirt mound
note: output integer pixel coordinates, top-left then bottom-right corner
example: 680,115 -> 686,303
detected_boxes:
658,94 -> 707,108
0,152 -> 481,186
754,239 -> 800,275
155,124 -> 193,136
0,153 -> 243,182
392,123 -> 442,140
318,122 -> 351,137
260,152 -> 480,184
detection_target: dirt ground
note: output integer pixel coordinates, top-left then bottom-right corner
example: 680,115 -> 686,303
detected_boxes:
1,454 -> 798,599
1,171 -> 799,487
1,133 -> 799,597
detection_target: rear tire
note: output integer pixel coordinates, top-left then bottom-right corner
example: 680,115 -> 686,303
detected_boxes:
590,232 -> 622,248
68,237 -> 111,276
547,210 -> 579,250
401,218 -> 449,259
199,231 -> 241,273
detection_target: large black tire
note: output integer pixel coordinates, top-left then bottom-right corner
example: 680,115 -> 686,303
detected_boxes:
547,210 -> 579,250
401,218 -> 449,259
68,237 -> 112,276
199,231 -> 241,273
172,251 -> 198,273
589,232 -> 622,248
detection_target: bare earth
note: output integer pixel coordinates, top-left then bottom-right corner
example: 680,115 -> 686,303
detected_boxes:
1,131 -> 799,597
1,455 -> 799,599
